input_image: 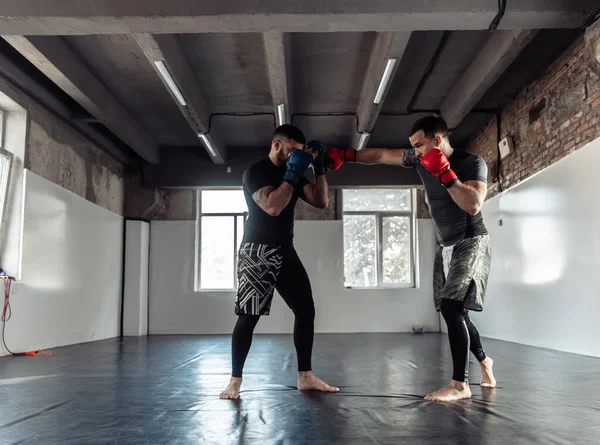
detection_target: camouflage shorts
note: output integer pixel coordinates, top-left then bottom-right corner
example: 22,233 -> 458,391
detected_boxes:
433,234 -> 491,312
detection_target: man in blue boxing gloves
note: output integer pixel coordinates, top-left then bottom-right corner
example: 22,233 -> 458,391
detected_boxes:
220,124 -> 339,399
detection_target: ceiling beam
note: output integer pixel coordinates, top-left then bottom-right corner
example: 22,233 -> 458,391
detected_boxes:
351,32 -> 411,149
441,30 -> 538,129
0,42 -> 135,165
132,33 -> 226,164
0,51 -> 133,164
3,35 -> 159,163
0,73 -> 133,165
263,31 -> 291,127
0,1 -> 596,34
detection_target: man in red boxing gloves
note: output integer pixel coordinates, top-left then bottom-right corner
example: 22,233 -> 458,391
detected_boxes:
327,115 -> 496,402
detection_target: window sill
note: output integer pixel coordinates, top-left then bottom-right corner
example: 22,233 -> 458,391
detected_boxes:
344,284 -> 417,290
195,288 -> 237,293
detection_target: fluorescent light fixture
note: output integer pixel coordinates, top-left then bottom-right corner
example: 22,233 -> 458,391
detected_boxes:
357,132 -> 370,151
198,133 -> 217,157
373,58 -> 397,105
277,103 -> 286,126
154,60 -> 187,107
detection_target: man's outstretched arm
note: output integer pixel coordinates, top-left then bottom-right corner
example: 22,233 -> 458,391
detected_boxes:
326,147 -> 410,170
355,148 -> 407,165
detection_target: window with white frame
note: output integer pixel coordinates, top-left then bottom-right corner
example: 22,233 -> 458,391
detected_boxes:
0,109 -> 13,234
342,188 -> 417,288
196,189 -> 248,290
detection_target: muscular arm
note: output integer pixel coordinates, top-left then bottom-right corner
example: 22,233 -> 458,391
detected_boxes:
355,148 -> 407,166
447,180 -> 487,215
252,182 -> 295,216
301,174 -> 329,209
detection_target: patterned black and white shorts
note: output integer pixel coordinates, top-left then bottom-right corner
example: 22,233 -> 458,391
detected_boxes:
433,234 -> 492,312
235,243 -> 283,316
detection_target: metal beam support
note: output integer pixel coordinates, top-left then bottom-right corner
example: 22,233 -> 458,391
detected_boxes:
441,30 -> 538,128
3,35 -> 159,163
0,1 -> 596,34
352,32 -> 411,149
0,43 -> 134,164
263,31 -> 291,127
133,33 -> 226,163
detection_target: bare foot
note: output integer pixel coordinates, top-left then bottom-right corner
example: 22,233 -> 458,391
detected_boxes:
219,377 -> 242,399
425,380 -> 472,402
297,371 -> 340,393
480,357 -> 496,388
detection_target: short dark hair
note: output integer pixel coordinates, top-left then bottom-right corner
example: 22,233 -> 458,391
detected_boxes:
408,116 -> 449,140
273,124 -> 306,145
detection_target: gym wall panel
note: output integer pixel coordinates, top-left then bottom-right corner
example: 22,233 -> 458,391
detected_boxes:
122,220 -> 149,336
1,170 -> 123,356
471,136 -> 600,357
149,219 -> 439,335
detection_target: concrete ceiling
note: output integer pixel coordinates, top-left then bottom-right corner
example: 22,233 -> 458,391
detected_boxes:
0,1 -> 597,186
64,34 -> 199,147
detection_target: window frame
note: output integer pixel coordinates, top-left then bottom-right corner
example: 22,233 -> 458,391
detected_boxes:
341,187 -> 418,289
0,108 -> 4,148
0,109 -> 13,235
194,189 -> 248,292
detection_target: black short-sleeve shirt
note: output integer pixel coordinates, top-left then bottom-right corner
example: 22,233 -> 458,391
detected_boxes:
241,157 -> 309,246
402,148 -> 488,246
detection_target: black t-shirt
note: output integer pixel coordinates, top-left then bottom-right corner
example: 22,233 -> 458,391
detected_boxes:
241,157 -> 309,246
402,148 -> 488,246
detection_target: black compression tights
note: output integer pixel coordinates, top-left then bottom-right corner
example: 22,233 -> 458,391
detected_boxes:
232,248 -> 315,378
440,299 -> 487,382
231,310 -> 315,378
231,315 -> 260,378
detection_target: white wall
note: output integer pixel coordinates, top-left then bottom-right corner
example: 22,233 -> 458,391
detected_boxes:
149,219 -> 439,334
470,136 -> 600,357
0,171 -> 123,356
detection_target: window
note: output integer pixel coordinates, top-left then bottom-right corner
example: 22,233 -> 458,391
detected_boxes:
0,110 -> 13,234
195,190 -> 248,291
342,188 -> 417,288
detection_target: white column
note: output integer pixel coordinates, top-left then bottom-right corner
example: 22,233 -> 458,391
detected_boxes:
123,219 -> 149,336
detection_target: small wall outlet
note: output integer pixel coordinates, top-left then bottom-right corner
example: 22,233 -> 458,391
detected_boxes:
498,136 -> 514,159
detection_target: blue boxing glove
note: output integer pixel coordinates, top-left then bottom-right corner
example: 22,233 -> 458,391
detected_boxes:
306,140 -> 328,176
283,148 -> 313,185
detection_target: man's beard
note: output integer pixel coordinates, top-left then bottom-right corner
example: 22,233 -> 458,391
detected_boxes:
276,149 -> 288,165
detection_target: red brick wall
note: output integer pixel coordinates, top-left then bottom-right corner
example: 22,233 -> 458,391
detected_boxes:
467,26 -> 600,199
